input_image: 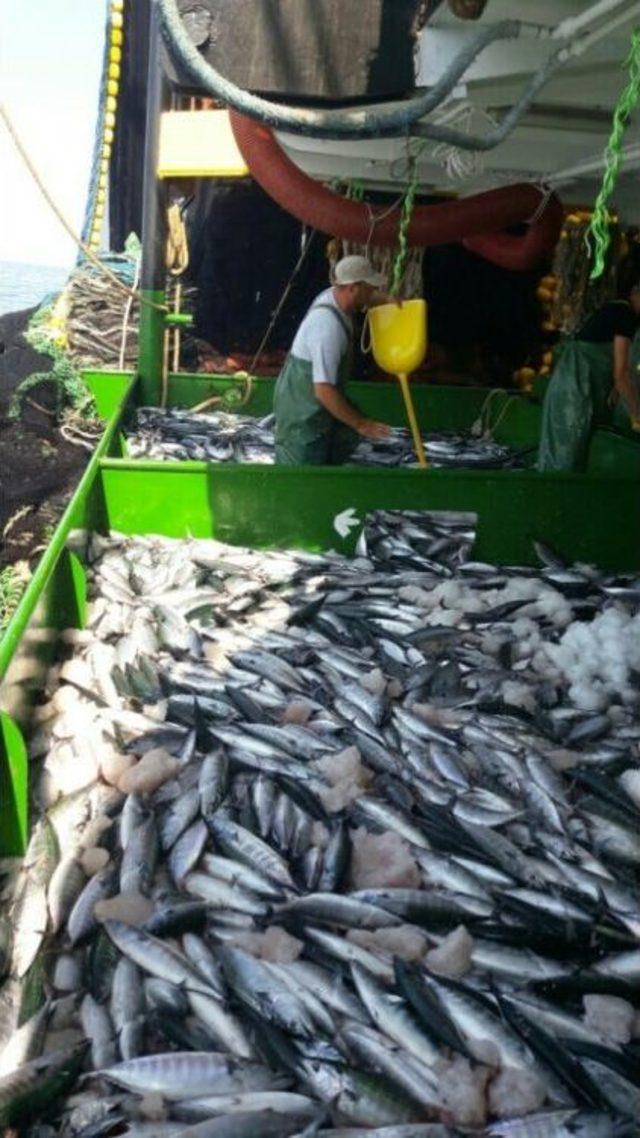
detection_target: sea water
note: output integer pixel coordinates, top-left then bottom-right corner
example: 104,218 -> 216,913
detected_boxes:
0,260 -> 68,318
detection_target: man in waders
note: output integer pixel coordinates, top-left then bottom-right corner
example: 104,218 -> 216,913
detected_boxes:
274,255 -> 393,465
538,264 -> 640,471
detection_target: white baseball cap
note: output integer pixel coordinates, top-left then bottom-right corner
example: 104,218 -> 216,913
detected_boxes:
333,255 -> 385,288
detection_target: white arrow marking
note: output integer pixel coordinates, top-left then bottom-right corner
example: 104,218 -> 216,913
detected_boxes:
333,507 -> 361,539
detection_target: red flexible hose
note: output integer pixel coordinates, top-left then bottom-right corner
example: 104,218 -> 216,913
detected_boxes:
229,111 -> 563,271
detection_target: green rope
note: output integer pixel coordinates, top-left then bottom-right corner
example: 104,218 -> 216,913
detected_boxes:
347,178 -> 365,203
587,27 -> 640,280
9,304 -> 96,420
390,156 -> 421,297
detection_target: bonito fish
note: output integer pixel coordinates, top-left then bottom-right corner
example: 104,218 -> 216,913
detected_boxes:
1,510 -> 639,1136
127,407 -> 527,469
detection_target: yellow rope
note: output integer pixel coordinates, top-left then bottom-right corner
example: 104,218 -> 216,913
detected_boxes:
165,203 -> 190,373
166,203 -> 190,275
0,101 -> 168,314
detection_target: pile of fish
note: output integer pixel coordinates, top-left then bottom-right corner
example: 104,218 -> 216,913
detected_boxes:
1,511 -> 639,1137
127,408 -> 526,469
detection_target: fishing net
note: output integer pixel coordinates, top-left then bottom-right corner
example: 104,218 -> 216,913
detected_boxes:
550,214 -> 623,335
327,239 -> 424,300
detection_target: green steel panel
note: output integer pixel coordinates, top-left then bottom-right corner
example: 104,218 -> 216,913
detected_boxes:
43,552 -> 86,631
135,372 -> 491,430
138,290 -> 167,404
83,370 -> 134,419
0,712 -> 28,854
0,376 -> 136,852
98,460 -> 640,570
126,374 -> 640,476
0,364 -> 144,842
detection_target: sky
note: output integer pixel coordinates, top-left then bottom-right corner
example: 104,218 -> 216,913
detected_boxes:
0,0 -> 106,268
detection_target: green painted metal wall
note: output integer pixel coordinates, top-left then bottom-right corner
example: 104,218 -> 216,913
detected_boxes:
98,459 -> 640,570
127,372 -> 640,477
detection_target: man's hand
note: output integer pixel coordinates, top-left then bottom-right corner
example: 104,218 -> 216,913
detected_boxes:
358,418 -> 391,440
315,385 -> 392,440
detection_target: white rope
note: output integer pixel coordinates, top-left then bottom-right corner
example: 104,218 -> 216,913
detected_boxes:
527,182 -> 554,225
431,102 -> 498,182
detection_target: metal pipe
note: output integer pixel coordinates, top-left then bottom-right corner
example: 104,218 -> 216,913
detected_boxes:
411,52 -> 559,150
410,1 -> 640,153
139,0 -> 168,400
548,144 -> 640,186
561,3 -> 640,61
552,0 -> 634,41
158,0 -> 523,139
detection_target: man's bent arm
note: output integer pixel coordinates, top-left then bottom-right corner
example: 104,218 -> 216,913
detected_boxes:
315,383 -> 390,440
315,383 -> 365,431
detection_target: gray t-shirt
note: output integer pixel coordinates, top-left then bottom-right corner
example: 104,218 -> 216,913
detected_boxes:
290,287 -> 352,386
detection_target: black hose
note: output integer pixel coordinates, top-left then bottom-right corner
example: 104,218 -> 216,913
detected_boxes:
157,0 -> 523,140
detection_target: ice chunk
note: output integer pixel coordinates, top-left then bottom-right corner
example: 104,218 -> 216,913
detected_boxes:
231,926 -> 303,963
282,699 -> 313,725
542,607 -> 640,710
348,827 -> 421,890
100,748 -> 136,787
437,1055 -> 490,1127
546,748 -> 581,772
79,847 -> 110,876
361,668 -> 387,696
583,994 -> 635,1045
40,740 -> 99,802
488,1066 -> 547,1118
347,924 -> 428,961
313,746 -> 373,813
398,584 -> 432,608
138,1093 -> 167,1122
501,681 -> 536,713
117,749 -> 180,794
425,925 -> 474,978
94,891 -> 155,927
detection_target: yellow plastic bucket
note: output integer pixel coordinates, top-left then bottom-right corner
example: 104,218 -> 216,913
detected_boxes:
367,298 -> 428,378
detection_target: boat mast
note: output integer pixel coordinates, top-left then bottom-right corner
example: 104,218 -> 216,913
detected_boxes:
139,0 -> 167,398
